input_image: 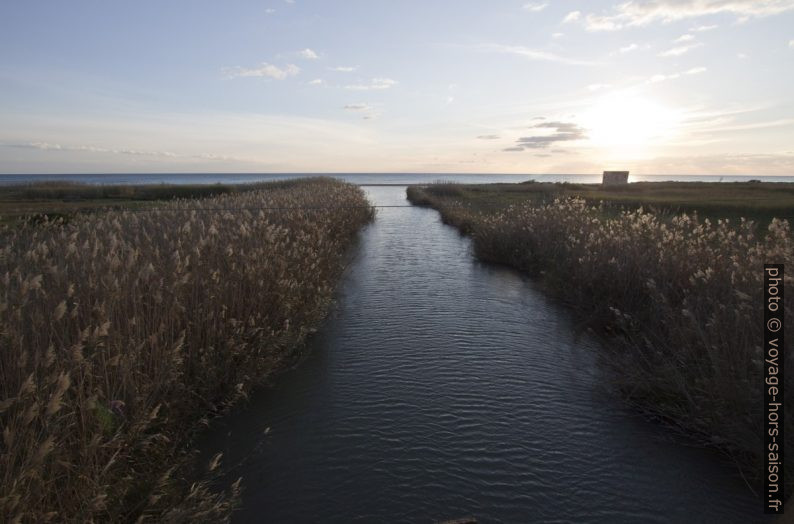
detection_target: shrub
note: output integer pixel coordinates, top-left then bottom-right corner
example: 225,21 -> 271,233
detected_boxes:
0,177 -> 373,521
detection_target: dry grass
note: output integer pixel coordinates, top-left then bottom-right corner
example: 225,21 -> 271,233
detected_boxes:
0,180 -> 304,224
408,184 -> 792,495
0,177 -> 373,522
409,180 -> 794,226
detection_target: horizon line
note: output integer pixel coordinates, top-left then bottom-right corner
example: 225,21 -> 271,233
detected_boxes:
1,172 -> 792,177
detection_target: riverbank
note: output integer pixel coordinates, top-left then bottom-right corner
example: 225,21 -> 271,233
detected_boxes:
0,177 -> 374,522
407,181 -> 793,496
407,180 -> 794,227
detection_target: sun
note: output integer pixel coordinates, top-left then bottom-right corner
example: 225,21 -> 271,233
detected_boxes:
582,93 -> 680,156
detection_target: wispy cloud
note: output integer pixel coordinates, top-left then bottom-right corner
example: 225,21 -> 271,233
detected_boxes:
674,34 -> 695,42
297,48 -> 319,60
344,77 -> 397,90
224,63 -> 300,79
477,43 -> 597,66
0,141 -> 241,161
579,0 -> 794,31
330,66 -> 357,72
343,103 -> 380,120
789,39 -> 794,48
642,152 -> 794,175
658,42 -> 703,57
343,103 -> 373,111
308,78 -> 325,85
522,2 -> 548,12
562,11 -> 581,23
476,134 -> 501,140
619,43 -> 639,53
648,66 -> 707,83
692,24 -> 719,31
505,121 -> 587,151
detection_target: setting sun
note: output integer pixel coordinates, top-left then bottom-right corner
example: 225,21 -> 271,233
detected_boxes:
582,93 -> 680,156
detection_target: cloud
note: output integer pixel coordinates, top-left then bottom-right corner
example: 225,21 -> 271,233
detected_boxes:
343,103 -> 380,120
308,78 -> 325,85
790,39 -> 794,47
658,42 -> 703,57
343,103 -> 373,111
476,134 -> 501,140
619,43 -> 639,53
674,34 -> 695,42
330,66 -> 357,72
477,43 -> 597,66
641,152 -> 794,175
580,1 -> 794,31
265,8 -> 276,14
647,65 -> 706,83
0,141 -> 241,161
224,63 -> 300,79
588,83 -> 612,91
692,24 -> 719,31
344,77 -> 397,90
523,2 -> 548,12
298,48 -> 319,60
552,32 -> 565,38
506,121 -> 587,151
563,11 -> 581,23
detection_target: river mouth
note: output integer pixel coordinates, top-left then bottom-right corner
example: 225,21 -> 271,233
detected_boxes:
202,186 -> 764,523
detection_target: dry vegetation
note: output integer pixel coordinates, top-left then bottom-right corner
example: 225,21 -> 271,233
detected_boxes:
407,180 -> 794,226
0,180 -> 303,224
408,183 -> 792,494
0,177 -> 373,522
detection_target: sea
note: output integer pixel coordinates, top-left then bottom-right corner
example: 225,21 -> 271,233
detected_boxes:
0,173 -> 793,186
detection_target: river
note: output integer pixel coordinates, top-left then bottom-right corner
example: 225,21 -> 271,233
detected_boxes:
201,186 -> 766,523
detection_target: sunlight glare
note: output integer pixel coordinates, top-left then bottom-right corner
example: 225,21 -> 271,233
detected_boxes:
583,93 -> 679,156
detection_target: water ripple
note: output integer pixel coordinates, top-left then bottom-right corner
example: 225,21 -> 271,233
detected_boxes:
201,186 -> 769,524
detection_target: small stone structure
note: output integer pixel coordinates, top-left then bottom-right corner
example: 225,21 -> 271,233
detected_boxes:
602,171 -> 629,186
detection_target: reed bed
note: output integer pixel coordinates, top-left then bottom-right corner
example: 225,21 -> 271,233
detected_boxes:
408,185 -> 792,493
0,177 -> 373,522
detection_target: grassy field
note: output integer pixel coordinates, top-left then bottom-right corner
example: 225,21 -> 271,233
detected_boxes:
408,180 -> 794,226
0,180 -> 306,224
0,177 -> 374,522
408,181 -> 793,497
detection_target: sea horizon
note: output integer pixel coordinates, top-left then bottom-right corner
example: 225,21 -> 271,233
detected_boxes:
2,172 -> 793,186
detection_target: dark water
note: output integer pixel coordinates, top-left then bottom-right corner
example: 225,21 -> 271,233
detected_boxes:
1,172 -> 792,186
202,187 -> 767,523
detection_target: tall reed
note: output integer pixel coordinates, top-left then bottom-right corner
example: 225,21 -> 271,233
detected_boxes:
0,178 -> 373,522
408,185 -> 792,494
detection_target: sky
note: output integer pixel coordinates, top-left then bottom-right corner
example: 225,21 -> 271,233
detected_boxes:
0,0 -> 793,175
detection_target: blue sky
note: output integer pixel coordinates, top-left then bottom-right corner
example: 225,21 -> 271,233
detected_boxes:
1,0 -> 793,174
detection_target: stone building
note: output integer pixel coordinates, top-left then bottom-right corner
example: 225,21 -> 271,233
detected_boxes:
602,171 -> 629,186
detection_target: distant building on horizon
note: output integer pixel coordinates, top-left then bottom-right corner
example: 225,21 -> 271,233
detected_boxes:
602,171 -> 629,186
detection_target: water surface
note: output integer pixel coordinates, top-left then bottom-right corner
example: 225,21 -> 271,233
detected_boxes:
203,186 -> 766,523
